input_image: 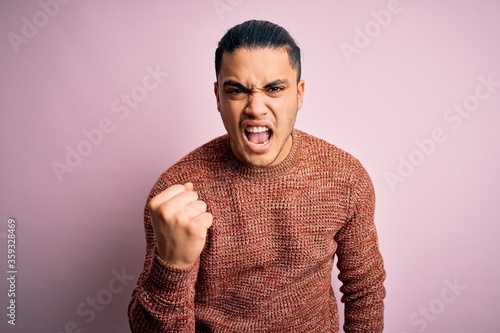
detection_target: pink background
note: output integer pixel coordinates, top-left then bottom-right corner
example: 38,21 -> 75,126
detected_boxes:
1,1 -> 499,332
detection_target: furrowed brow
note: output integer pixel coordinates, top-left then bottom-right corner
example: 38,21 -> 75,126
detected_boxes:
223,80 -> 250,92
222,79 -> 289,93
263,79 -> 289,89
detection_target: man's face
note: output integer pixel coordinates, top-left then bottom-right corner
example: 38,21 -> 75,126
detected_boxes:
214,47 -> 305,168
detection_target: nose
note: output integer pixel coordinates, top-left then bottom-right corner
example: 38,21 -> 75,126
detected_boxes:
244,91 -> 268,118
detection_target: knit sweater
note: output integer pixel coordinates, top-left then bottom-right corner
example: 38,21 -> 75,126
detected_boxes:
128,129 -> 386,332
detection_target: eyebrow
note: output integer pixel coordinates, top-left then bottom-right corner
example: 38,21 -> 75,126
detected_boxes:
222,79 -> 289,92
223,80 -> 250,92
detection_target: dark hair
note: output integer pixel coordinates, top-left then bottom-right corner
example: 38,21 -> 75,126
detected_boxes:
215,20 -> 301,82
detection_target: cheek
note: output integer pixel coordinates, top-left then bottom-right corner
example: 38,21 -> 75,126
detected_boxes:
272,99 -> 296,119
220,109 -> 240,131
225,101 -> 246,118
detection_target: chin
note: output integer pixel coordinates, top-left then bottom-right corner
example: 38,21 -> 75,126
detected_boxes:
243,152 -> 279,168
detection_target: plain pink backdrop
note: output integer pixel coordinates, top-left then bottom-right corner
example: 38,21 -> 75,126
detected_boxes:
1,1 -> 499,332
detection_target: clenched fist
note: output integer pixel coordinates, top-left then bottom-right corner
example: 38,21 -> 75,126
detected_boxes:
148,182 -> 213,268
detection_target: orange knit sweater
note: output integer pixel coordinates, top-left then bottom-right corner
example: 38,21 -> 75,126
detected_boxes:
128,129 -> 386,332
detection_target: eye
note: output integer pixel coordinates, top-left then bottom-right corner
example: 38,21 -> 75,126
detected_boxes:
226,88 -> 248,100
268,86 -> 284,93
228,88 -> 242,95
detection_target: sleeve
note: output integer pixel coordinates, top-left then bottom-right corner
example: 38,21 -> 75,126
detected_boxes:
128,177 -> 199,333
334,160 -> 386,333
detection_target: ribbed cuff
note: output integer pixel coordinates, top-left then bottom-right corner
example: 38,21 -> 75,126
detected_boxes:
142,254 -> 198,305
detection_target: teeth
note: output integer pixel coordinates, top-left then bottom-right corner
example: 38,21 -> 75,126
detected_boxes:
246,126 -> 269,133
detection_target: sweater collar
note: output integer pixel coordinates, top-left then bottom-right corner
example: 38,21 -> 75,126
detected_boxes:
225,129 -> 301,179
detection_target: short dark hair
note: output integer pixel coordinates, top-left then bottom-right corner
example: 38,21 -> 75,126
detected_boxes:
215,20 -> 301,82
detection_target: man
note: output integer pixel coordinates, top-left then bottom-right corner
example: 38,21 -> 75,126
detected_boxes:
128,20 -> 386,332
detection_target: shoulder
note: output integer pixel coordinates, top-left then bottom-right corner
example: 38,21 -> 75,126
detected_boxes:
295,130 -> 374,201
295,129 -> 367,179
296,130 -> 375,214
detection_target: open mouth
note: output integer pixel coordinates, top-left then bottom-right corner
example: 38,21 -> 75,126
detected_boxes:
244,126 -> 273,146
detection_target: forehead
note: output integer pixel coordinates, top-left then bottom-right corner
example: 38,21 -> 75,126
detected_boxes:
218,47 -> 296,84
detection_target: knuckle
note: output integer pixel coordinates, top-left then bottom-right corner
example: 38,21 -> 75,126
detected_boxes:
178,215 -> 190,226
194,212 -> 213,227
158,201 -> 172,216
175,209 -> 192,225
157,202 -> 179,224
185,222 -> 203,237
204,213 -> 214,226
147,197 -> 158,211
189,190 -> 199,201
196,200 -> 207,211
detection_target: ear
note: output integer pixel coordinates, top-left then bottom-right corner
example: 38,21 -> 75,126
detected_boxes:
214,81 -> 221,112
297,79 -> 305,110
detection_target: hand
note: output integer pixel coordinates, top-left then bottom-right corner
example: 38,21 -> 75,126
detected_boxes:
148,182 -> 213,268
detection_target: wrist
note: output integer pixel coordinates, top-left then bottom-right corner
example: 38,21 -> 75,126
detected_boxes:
155,246 -> 196,269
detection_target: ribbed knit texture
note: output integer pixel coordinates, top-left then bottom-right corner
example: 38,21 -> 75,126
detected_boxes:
129,129 -> 386,332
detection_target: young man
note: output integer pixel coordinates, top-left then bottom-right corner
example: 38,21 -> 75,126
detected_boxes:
129,20 -> 386,332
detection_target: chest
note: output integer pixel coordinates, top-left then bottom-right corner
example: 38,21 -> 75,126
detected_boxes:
200,178 -> 349,270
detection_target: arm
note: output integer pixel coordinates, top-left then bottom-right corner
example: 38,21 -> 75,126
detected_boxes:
128,180 -> 212,332
334,162 -> 386,333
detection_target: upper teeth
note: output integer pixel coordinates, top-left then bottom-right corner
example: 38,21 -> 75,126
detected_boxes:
246,126 -> 269,133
